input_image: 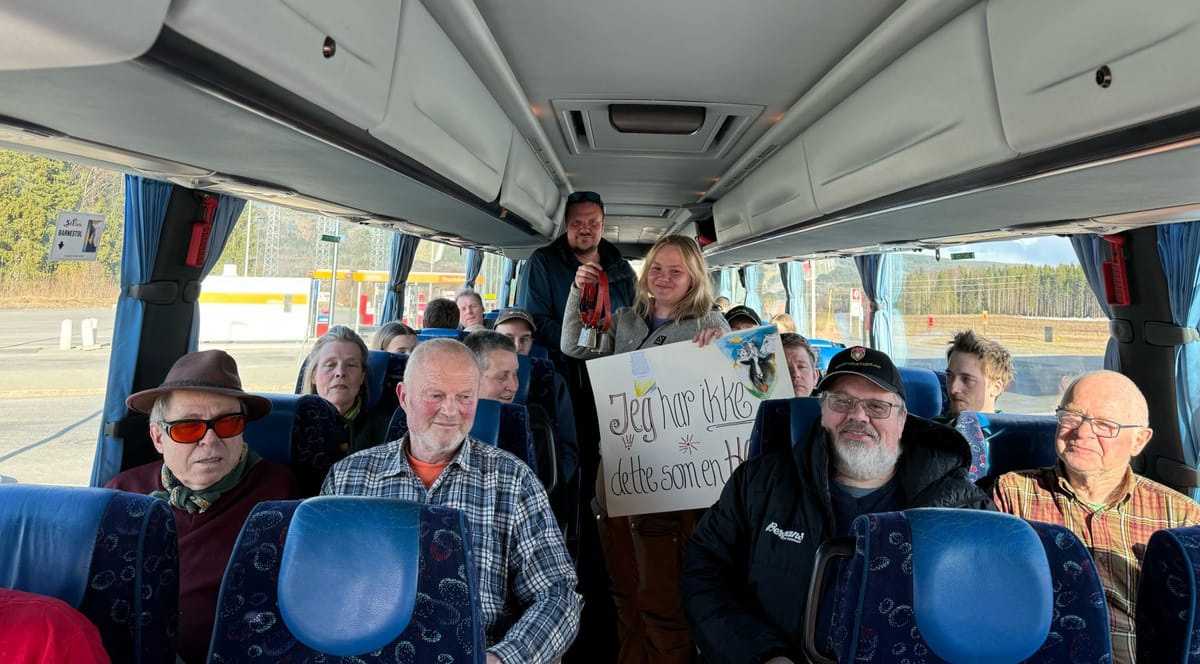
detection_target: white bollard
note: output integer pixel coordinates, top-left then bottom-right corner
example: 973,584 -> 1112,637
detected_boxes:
59,319 -> 72,350
81,318 -> 97,349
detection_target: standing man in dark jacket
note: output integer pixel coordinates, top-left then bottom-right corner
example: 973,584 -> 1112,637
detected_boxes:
682,346 -> 993,664
516,190 -> 636,662
515,190 -> 636,351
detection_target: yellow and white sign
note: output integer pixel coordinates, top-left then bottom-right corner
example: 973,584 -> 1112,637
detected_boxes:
49,211 -> 104,261
588,325 -> 790,516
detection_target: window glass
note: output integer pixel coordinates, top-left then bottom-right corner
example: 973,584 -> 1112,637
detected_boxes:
890,237 -> 1107,413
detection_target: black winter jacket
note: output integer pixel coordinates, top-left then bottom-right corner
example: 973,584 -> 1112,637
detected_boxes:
681,415 -> 994,664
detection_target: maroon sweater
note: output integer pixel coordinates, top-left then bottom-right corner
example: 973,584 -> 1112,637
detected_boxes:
107,459 -> 296,664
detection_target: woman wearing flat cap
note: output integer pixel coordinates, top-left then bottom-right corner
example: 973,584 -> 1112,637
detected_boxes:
106,349 -> 296,664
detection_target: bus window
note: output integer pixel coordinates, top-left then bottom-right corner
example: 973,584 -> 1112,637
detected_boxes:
888,237 -> 1108,413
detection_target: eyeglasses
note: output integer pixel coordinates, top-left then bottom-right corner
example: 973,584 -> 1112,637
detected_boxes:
1055,408 -> 1144,439
822,392 -> 899,419
566,191 -> 604,207
160,413 -> 246,444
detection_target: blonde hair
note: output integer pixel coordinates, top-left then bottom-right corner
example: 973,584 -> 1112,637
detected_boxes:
303,325 -> 368,396
634,235 -> 715,322
771,313 -> 797,333
946,329 -> 1014,387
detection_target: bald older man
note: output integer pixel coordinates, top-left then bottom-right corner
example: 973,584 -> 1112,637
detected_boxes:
993,370 -> 1200,664
321,338 -> 580,663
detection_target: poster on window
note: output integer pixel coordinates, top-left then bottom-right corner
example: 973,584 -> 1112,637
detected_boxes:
588,325 -> 791,516
49,211 -> 104,261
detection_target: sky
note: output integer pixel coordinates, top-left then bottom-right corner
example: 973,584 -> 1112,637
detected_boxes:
947,236 -> 1077,266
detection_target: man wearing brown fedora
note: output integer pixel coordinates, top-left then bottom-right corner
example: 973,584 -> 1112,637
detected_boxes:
106,349 -> 296,664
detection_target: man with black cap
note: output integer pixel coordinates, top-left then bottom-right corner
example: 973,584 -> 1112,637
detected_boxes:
724,304 -> 761,331
681,346 -> 992,664
106,349 -> 297,664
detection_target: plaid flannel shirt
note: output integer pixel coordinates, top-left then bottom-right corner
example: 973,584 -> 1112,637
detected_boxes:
321,435 -> 581,664
993,464 -> 1200,664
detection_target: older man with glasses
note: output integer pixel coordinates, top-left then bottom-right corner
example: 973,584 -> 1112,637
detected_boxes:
683,346 -> 992,664
992,370 -> 1200,664
106,350 -> 297,664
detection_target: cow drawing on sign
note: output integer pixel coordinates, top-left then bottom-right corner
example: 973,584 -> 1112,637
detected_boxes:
735,336 -> 776,398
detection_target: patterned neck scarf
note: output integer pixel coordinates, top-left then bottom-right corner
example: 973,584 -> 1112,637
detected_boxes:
152,445 -> 261,514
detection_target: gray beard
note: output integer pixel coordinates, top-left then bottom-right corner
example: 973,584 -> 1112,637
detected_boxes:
831,435 -> 902,483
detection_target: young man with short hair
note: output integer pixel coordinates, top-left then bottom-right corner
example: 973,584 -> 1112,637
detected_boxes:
939,329 -> 1014,422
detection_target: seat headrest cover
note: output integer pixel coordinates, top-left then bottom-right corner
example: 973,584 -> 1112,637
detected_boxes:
244,393 -> 301,464
364,350 -> 391,409
471,399 -> 503,445
898,367 -> 943,419
514,355 -> 533,405
789,397 -> 823,449
418,328 -> 461,340
982,413 -> 1059,477
0,486 -> 113,607
907,509 -> 1052,663
279,497 -> 420,656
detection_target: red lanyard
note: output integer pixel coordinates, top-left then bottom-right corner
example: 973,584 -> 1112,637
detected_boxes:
580,271 -> 612,332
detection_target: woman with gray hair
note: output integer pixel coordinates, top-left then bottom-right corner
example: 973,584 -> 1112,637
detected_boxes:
304,326 -> 391,457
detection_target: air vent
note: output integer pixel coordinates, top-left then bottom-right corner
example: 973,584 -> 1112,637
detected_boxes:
609,104 -> 706,135
553,99 -> 763,158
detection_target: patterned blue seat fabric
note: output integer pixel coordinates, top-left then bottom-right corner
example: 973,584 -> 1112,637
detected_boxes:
208,497 -> 484,663
1137,525 -> 1200,663
810,508 -> 1110,664
245,393 -> 341,497
897,366 -> 944,419
0,485 -> 178,664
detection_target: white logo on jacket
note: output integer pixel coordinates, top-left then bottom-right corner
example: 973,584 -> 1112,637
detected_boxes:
765,522 -> 805,544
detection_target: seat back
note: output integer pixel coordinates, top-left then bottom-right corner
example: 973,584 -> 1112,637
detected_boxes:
529,343 -> 550,359
417,327 -> 463,343
0,485 -> 178,664
745,397 -> 823,459
245,393 -> 342,496
515,354 -> 557,417
209,497 -> 484,662
898,366 -> 943,419
1137,525 -> 1200,663
808,508 -> 1110,664
388,400 -> 538,473
960,412 -> 1060,484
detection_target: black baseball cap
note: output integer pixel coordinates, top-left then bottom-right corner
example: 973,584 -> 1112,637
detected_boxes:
724,305 -> 760,327
816,345 -> 906,401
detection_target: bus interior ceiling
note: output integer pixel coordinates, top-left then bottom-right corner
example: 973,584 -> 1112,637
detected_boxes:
1,1 -> 1200,263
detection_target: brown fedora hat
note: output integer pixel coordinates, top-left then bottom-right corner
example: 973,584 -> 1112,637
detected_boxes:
125,349 -> 272,421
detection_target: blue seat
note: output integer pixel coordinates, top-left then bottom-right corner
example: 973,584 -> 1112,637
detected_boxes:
807,339 -> 845,372
957,411 -> 1059,484
208,497 -> 484,662
806,508 -> 1111,664
529,343 -> 550,360
388,399 -> 538,474
1137,525 -> 1200,663
0,485 -> 179,664
245,393 -> 341,496
417,327 -> 464,343
898,366 -> 943,419
748,397 -> 821,459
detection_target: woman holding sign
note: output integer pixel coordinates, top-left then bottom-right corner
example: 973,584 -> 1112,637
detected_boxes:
562,234 -> 729,664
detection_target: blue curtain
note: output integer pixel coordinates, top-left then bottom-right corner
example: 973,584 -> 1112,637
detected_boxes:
498,257 -> 517,308
91,176 -> 173,486
381,233 -> 420,323
786,261 -> 808,336
718,269 -> 733,300
743,264 -> 763,316
464,248 -> 484,289
1070,235 -> 1120,370
1157,222 -> 1200,483
854,254 -> 901,357
188,194 -> 247,350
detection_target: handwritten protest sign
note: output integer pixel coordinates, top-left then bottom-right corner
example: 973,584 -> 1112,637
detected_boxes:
588,325 -> 792,516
